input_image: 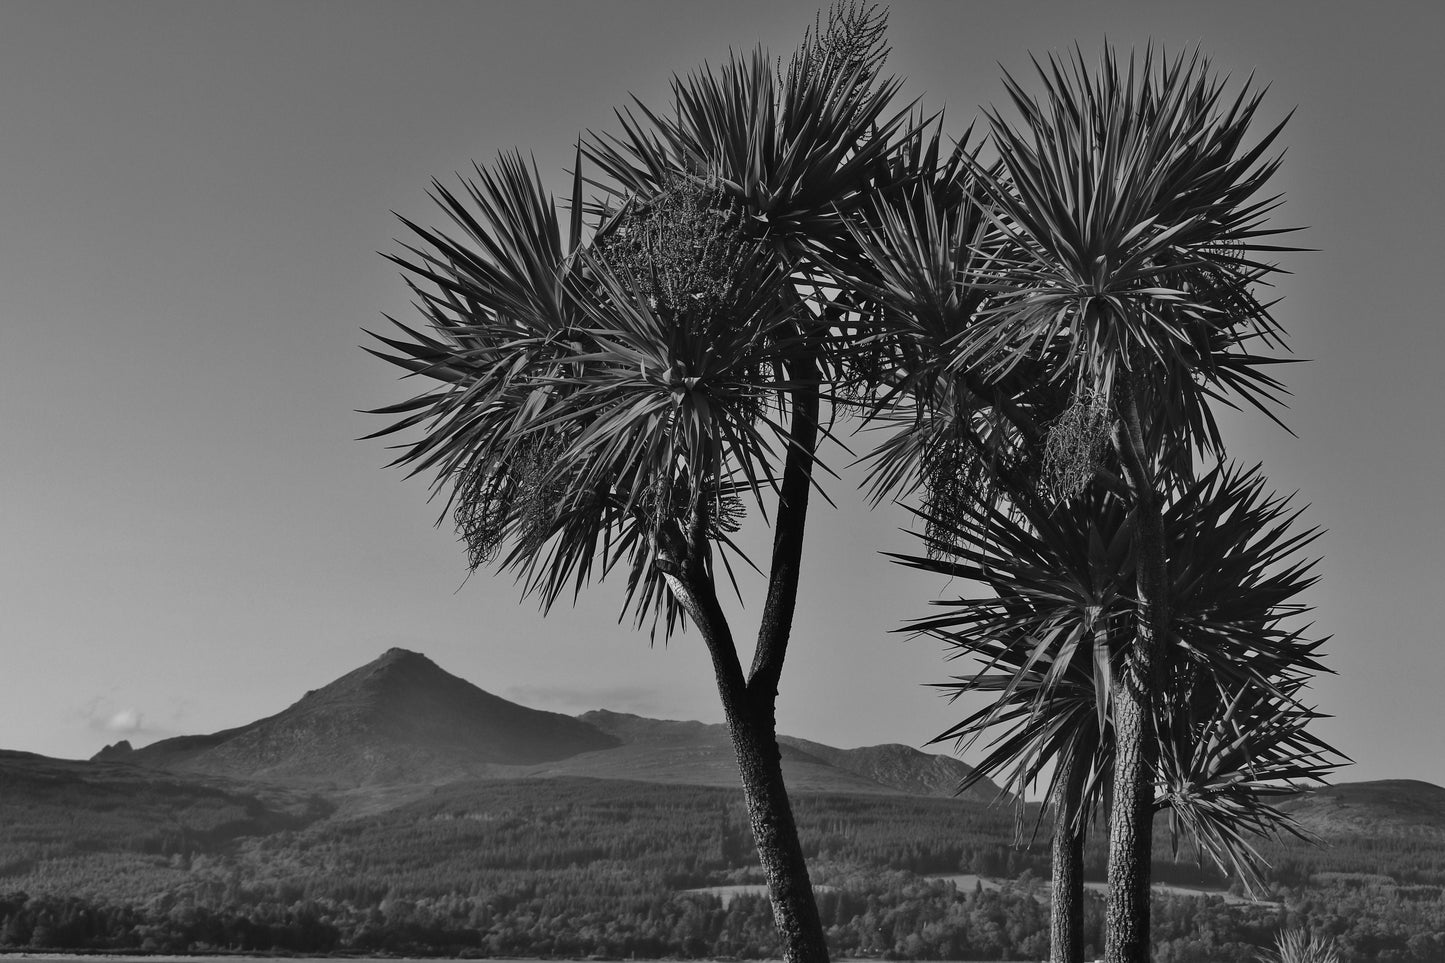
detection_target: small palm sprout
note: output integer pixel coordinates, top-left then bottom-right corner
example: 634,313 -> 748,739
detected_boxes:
1257,928 -> 1342,963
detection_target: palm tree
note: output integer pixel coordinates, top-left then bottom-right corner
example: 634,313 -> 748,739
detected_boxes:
863,45 -> 1305,963
836,45 -> 1308,960
893,464 -> 1339,962
365,8 -> 911,962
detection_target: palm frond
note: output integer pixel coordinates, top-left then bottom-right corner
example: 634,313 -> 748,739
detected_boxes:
959,45 -> 1302,458
901,462 -> 1341,882
582,40 -> 917,307
367,150 -> 811,633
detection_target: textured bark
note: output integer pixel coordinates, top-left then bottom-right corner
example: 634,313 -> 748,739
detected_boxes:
1104,678 -> 1155,963
1050,752 -> 1087,963
738,361 -> 827,963
1104,374 -> 1168,963
661,567 -> 828,963
725,697 -> 829,963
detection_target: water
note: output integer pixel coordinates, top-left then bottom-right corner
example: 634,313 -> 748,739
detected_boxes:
0,958 -> 543,963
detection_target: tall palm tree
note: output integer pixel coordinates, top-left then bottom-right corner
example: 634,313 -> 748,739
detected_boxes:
851,44 -> 1302,963
893,464 -> 1339,962
366,8 -> 912,962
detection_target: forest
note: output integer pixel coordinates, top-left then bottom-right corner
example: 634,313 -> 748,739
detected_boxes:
5,776 -> 1445,960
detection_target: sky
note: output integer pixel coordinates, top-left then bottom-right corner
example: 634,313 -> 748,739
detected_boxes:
2,1 -> 1442,793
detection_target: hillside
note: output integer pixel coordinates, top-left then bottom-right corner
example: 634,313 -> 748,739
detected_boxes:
1277,779 -> 1445,842
9,762 -> 1445,961
0,749 -> 329,880
778,735 -> 1001,804
566,710 -> 1003,801
0,769 -> 1056,958
111,648 -> 619,788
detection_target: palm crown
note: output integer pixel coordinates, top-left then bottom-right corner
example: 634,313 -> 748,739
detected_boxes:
367,23 -> 916,633
896,463 -> 1339,888
966,47 -> 1299,451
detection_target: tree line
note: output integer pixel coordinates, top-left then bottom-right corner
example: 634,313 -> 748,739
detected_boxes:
12,776 -> 1445,960
8,871 -> 1445,961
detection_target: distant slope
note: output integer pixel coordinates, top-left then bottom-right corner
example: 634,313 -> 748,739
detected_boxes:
1278,779 -> 1445,842
0,750 -> 329,875
555,710 -> 879,793
778,735 -> 1002,805
118,648 -> 619,788
570,710 -> 1004,801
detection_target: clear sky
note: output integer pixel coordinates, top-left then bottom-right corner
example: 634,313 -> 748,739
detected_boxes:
2,1 -> 1441,792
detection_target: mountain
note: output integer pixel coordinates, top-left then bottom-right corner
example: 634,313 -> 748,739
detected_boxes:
114,647 -> 619,788
99,648 -> 1000,803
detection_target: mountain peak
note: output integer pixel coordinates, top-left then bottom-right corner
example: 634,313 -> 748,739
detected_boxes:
126,650 -> 618,787
376,646 -> 430,665
112,651 -> 1001,803
345,646 -> 441,684
91,740 -> 134,762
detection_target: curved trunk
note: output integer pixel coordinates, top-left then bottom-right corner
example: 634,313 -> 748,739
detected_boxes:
1104,374 -> 1168,963
662,566 -> 829,963
659,358 -> 829,963
741,357 -> 827,963
1050,752 -> 1087,963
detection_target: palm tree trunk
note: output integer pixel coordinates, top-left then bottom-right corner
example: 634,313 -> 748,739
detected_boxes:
659,565 -> 829,963
1104,675 -> 1155,963
1050,751 -> 1087,963
657,362 -> 829,963
1104,375 -> 1168,963
737,359 -> 828,963
723,693 -> 829,963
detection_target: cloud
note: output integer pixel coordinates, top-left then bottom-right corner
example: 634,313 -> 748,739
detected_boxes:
77,698 -> 176,744
104,708 -> 143,732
